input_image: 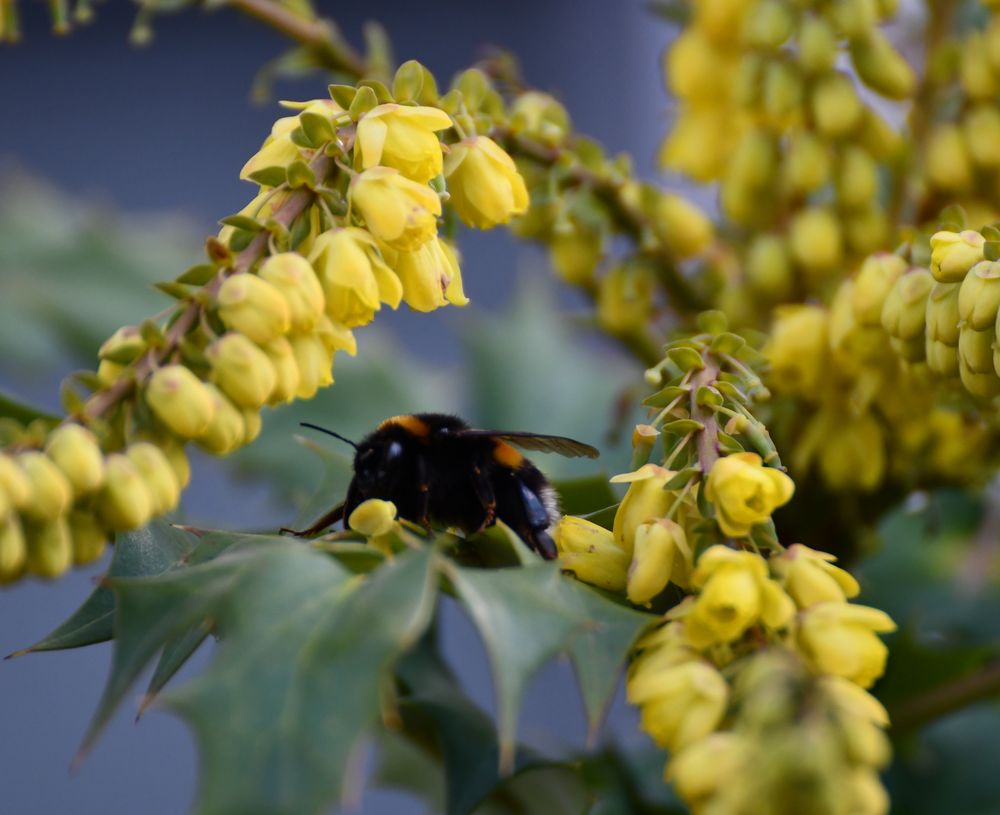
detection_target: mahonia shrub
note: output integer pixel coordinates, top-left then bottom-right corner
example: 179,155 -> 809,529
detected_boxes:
3,1 -> 1000,814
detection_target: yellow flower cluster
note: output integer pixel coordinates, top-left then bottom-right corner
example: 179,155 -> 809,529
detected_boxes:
628,543 -> 895,814
923,12 -> 1000,212
553,464 -> 694,604
765,246 -> 993,491
661,0 -> 911,315
0,424 -> 181,582
1,76 -> 532,584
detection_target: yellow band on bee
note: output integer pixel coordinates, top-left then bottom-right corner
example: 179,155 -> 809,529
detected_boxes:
492,440 -> 524,468
378,415 -> 431,438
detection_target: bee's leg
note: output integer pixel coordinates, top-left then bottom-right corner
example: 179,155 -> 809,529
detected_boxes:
415,455 -> 432,532
471,462 -> 497,532
280,502 -> 345,537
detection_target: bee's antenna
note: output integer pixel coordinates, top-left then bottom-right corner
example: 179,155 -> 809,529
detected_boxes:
299,422 -> 359,450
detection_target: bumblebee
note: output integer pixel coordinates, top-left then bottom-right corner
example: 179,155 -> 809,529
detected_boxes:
288,413 -> 599,559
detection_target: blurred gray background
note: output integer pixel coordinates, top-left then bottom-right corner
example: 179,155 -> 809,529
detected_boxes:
0,2 -> 671,812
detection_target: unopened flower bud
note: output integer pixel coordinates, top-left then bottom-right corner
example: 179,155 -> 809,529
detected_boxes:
98,325 -> 146,364
627,519 -> 691,604
45,423 -> 105,495
852,252 -> 906,326
0,516 -> 26,583
207,332 -> 278,409
746,234 -> 794,300
510,91 -> 570,145
783,131 -> 830,195
790,207 -> 844,277
963,105 -> 1000,167
126,442 -> 180,515
597,264 -> 655,335
68,510 -> 109,566
819,412 -> 885,491
850,29 -> 915,99
355,103 -> 452,183
926,125 -> 973,191
216,273 -> 292,344
799,16 -> 838,74
610,464 -> 677,557
961,31 -> 1000,100
98,453 -> 154,531
828,0 -> 877,38
958,260 -> 1000,330
844,204 -> 890,256
394,237 -> 468,312
242,409 -> 262,445
653,194 -> 713,259
0,453 -> 33,510
351,166 -> 441,250
761,60 -> 804,127
160,440 -> 190,490
553,515 -> 630,591
836,146 -> 879,209
261,336 -> 301,405
24,516 -> 73,578
669,733 -> 749,805
549,229 -> 602,285
196,384 -> 247,456
811,72 -> 863,138
742,0 -> 793,49
881,269 -> 932,350
960,358 -> 1000,398
930,230 -> 985,283
766,304 -> 830,395
97,359 -> 125,388
925,281 -> 962,343
348,498 -> 398,537
628,661 -> 728,753
444,136 -> 529,230
959,324 -> 996,373
146,365 -> 216,439
289,332 -> 334,399
18,451 -> 72,521
926,337 -> 960,376
257,253 -> 326,332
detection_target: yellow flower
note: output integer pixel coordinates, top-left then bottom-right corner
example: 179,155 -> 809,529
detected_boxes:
355,103 -> 452,183
789,207 -> 843,278
930,230 -> 985,283
216,273 -> 292,344
610,464 -> 676,557
257,252 -> 326,332
391,236 -> 469,311
704,453 -> 794,537
288,332 -> 334,399
553,515 -> 630,592
772,544 -> 860,608
98,453 -> 154,531
348,499 -> 398,537
683,546 -> 795,647
549,228 -> 603,285
350,167 -> 441,250
627,519 -> 692,604
207,333 -> 278,410
627,660 -> 729,753
766,304 -> 830,396
309,227 -> 403,327
145,365 -> 216,439
240,116 -> 301,182
45,424 -> 105,495
444,136 -> 529,229
0,454 -> 31,510
926,125 -> 973,192
798,602 -> 897,688
852,252 -> 907,326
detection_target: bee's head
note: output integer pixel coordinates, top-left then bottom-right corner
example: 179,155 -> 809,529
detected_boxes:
353,434 -> 407,497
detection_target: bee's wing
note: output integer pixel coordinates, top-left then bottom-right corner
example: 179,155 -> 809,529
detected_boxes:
455,429 -> 599,459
